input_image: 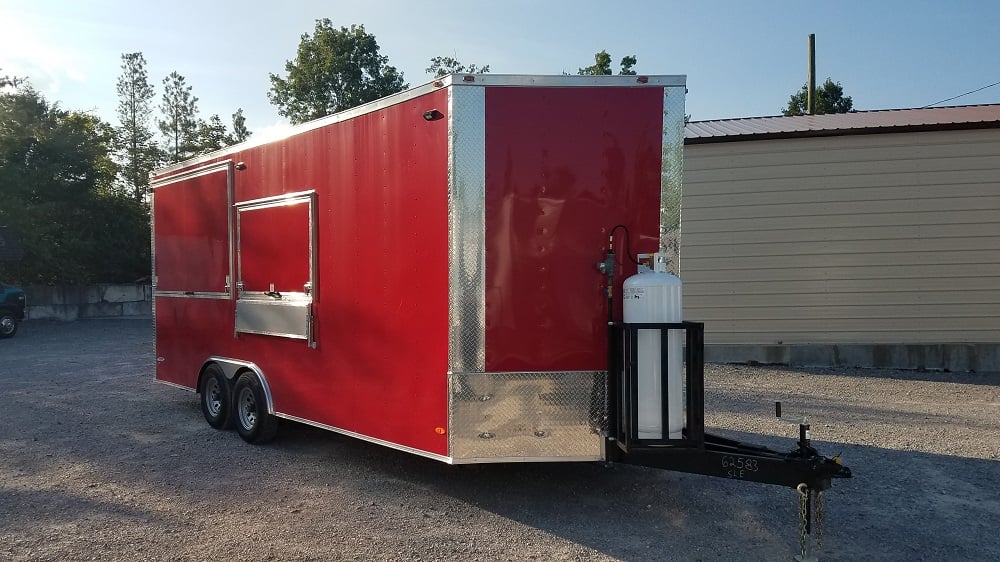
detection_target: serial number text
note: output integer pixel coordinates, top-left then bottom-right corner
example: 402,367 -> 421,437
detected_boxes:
721,455 -> 760,479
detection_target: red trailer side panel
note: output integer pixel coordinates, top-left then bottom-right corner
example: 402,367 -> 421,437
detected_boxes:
155,296 -> 233,387
154,88 -> 451,456
484,86 -> 664,372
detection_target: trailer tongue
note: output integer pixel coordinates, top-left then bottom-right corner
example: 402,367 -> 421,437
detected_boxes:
609,320 -> 850,492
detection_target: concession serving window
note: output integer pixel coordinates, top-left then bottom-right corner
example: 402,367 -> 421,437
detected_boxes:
234,191 -> 317,346
151,161 -> 233,297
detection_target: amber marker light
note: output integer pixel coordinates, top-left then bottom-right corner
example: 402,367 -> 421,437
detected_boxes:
435,427 -> 446,435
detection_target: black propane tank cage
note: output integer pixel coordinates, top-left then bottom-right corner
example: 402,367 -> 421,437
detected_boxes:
614,321 -> 705,451
606,320 -> 851,492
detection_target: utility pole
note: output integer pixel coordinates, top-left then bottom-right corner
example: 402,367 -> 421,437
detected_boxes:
807,34 -> 816,115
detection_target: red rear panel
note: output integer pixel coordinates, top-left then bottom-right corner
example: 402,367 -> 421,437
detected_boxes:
484,86 -> 663,372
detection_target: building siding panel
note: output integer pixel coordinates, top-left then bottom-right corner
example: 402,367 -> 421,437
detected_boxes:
682,128 -> 1000,346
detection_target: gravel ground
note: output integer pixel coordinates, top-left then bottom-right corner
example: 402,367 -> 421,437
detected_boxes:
1,319 -> 998,561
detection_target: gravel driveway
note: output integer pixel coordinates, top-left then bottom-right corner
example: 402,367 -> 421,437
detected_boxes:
1,319 -> 998,561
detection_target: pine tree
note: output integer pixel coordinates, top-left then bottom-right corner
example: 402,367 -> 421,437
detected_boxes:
115,52 -> 160,199
231,108 -> 251,143
158,72 -> 200,162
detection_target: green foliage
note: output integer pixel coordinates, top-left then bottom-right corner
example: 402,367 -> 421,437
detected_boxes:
1,68 -> 22,89
231,108 -> 251,143
158,71 -> 200,162
783,78 -> 854,116
192,110 -> 253,155
425,56 -> 490,78
578,50 -> 639,76
194,114 -> 233,154
0,85 -> 150,284
268,20 -> 407,124
115,52 -> 161,200
619,55 -> 637,76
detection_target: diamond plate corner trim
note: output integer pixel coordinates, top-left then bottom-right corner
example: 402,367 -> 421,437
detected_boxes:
447,85 -> 487,374
449,371 -> 607,460
660,86 -> 686,276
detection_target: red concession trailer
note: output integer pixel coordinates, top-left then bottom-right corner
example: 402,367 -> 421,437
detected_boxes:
153,74 -> 683,458
152,76 -> 848,527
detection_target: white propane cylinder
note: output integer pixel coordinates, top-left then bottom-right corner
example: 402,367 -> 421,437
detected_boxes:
622,258 -> 683,440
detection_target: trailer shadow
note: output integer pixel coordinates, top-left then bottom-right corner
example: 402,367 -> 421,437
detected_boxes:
271,421 -> 1000,562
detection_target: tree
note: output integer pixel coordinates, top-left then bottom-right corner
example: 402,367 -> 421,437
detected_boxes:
619,55 -> 637,76
0,84 -> 149,284
114,52 -> 160,200
0,68 -> 21,89
268,20 -> 407,124
231,108 -> 251,143
578,50 -> 638,75
194,114 -> 233,154
425,56 -> 490,78
158,71 -> 200,162
783,78 -> 854,116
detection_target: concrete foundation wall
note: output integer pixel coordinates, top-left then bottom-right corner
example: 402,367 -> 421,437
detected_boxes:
25,284 -> 152,320
707,343 -> 1000,373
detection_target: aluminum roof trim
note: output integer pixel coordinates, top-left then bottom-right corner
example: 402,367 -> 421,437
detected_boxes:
153,74 -> 687,177
685,104 -> 1000,143
448,74 -> 686,87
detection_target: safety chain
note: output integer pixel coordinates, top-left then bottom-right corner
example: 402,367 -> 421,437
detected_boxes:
796,483 -> 811,561
815,489 -> 825,550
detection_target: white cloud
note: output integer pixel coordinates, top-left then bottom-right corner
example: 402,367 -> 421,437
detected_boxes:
0,10 -> 89,97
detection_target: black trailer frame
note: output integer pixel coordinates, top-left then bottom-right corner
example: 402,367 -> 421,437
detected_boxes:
606,321 -> 852,492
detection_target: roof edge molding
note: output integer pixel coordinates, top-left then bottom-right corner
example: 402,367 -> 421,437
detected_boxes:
685,104 -> 1000,143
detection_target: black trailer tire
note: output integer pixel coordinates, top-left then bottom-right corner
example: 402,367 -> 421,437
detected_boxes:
0,311 -> 17,338
233,372 -> 279,444
199,364 -> 234,430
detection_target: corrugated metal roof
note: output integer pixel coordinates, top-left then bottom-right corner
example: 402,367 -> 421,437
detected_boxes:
685,104 -> 1000,143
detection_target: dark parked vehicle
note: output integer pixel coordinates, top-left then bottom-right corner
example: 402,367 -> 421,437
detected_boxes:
0,280 -> 26,338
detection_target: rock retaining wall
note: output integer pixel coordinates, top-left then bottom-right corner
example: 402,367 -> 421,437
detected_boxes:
25,284 -> 151,320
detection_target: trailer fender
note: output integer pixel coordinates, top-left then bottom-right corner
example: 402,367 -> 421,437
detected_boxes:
200,357 -> 275,415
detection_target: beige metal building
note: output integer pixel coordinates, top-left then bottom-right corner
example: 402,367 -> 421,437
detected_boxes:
683,105 -> 1000,371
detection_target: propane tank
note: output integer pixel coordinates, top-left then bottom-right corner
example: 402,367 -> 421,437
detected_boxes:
622,253 -> 683,439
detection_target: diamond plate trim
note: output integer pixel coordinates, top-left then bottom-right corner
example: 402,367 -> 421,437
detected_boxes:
449,371 -> 607,460
447,85 -> 487,373
660,86 -> 686,275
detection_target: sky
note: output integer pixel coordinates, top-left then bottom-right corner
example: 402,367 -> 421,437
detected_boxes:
2,0 -> 999,138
